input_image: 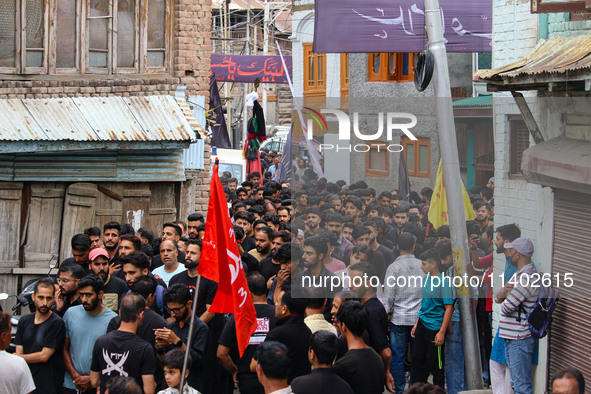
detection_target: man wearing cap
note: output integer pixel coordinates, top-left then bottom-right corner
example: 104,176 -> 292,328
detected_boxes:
494,237 -> 539,394
88,248 -> 128,312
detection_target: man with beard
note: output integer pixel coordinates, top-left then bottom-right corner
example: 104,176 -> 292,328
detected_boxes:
259,230 -> 290,286
55,263 -> 86,317
61,234 -> 91,272
276,206 -> 291,227
348,263 -> 395,392
88,248 -> 128,312
363,219 -> 395,267
155,284 -> 209,393
15,278 -> 66,394
150,223 -> 187,271
63,275 -> 117,394
112,234 -> 142,280
294,236 -> 341,295
248,226 -> 273,263
474,201 -> 492,233
305,208 -> 322,237
153,240 -> 186,286
187,213 -> 205,240
325,212 -> 354,263
351,225 -> 387,282
121,252 -> 167,316
103,222 -> 121,270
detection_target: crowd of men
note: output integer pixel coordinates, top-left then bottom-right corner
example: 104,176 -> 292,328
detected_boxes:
0,155 -> 586,394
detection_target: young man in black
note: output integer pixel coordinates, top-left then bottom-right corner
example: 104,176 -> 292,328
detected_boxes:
55,262 -> 85,317
103,222 -> 121,269
333,301 -> 386,394
291,331 -> 354,394
88,248 -> 128,312
15,278 -> 66,394
155,284 -> 209,393
90,293 -> 157,394
218,272 -> 276,394
61,234 -> 91,272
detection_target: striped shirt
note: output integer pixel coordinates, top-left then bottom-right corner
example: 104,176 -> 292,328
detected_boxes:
497,263 -> 539,340
383,254 -> 424,326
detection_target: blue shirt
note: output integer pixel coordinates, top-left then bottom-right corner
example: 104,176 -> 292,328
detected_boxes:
63,305 -> 117,389
419,273 -> 454,331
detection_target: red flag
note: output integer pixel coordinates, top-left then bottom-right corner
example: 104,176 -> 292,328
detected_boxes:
199,161 -> 257,356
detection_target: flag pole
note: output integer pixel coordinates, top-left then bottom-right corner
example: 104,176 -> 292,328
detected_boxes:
179,255 -> 203,391
424,0 -> 483,389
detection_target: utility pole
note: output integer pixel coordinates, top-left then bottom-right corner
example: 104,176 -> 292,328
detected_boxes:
243,0 -> 251,145
262,0 -> 269,120
424,0 -> 484,390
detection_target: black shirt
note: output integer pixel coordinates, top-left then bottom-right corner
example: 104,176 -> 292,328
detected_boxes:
14,313 -> 66,394
219,303 -> 276,392
61,257 -> 90,274
291,368 -> 354,394
333,348 -> 386,394
265,314 -> 312,383
242,252 -> 260,273
376,244 -> 395,266
102,275 -> 128,312
91,330 -> 157,394
107,309 -> 168,390
55,296 -> 81,318
363,298 -> 389,353
165,317 -> 210,392
259,257 -> 280,283
168,271 -> 217,317
242,236 -> 256,253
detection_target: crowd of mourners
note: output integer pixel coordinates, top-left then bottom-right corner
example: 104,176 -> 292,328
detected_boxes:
0,151 -> 586,394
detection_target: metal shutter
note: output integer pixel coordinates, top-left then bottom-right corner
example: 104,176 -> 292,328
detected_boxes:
548,189 -> 591,387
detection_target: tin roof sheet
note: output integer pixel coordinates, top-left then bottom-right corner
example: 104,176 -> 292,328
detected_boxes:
0,95 -> 203,142
476,35 -> 591,82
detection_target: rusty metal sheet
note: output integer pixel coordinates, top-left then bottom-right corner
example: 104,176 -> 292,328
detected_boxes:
0,95 -> 198,142
477,35 -> 591,81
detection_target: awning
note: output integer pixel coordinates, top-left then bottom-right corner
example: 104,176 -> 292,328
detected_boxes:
0,95 -> 205,153
476,35 -> 591,91
522,136 -> 591,195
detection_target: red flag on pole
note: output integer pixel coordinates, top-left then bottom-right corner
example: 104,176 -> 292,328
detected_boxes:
199,160 -> 257,356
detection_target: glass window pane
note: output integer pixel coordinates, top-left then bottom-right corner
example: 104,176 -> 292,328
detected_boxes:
370,149 -> 387,172
147,0 -> 166,49
56,0 -> 76,68
117,0 -> 135,67
26,0 -> 44,49
308,54 -> 314,86
89,0 -> 109,68
406,144 -> 414,171
89,51 -> 107,67
147,51 -> 164,68
0,1 -> 16,67
419,144 -> 429,172
372,53 -> 380,74
318,55 -> 324,85
388,54 -> 396,76
26,50 -> 43,67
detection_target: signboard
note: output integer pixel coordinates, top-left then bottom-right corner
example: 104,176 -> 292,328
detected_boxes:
313,0 -> 493,53
531,0 -> 590,13
210,54 -> 292,83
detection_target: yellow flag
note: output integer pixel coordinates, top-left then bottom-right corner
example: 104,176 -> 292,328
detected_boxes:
428,160 -> 476,230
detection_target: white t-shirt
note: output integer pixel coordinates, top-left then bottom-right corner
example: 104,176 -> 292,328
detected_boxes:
0,350 -> 36,394
153,263 -> 186,286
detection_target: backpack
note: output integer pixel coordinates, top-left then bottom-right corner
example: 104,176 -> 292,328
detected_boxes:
517,278 -> 559,338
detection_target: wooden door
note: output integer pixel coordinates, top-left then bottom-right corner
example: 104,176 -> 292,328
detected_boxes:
147,183 -> 178,235
0,182 -> 23,311
59,183 -> 98,262
94,183 -> 125,231
122,184 -> 151,232
23,183 -> 66,268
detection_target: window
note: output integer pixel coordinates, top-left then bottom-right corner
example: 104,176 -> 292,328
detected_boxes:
368,53 -> 416,82
509,117 -> 530,176
0,0 -> 171,75
303,43 -> 326,97
340,53 -> 349,97
401,137 -> 430,177
366,143 -> 390,178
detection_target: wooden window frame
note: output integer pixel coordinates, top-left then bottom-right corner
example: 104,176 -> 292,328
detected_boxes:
303,42 -> 326,97
401,137 -> 430,178
340,53 -> 349,97
368,53 -> 416,83
509,116 -> 529,178
1,0 -> 172,76
366,142 -> 390,178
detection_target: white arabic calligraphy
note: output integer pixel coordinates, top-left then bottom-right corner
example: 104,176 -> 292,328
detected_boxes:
102,349 -> 129,377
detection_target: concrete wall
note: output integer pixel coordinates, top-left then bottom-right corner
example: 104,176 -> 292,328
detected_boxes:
490,1 -> 551,392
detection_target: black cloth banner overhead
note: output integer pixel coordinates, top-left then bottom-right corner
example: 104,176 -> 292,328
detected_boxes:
211,54 -> 293,83
209,73 -> 231,149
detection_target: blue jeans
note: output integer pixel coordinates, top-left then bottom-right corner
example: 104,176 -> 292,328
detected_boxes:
445,321 -> 465,394
390,323 -> 414,394
504,336 -> 535,394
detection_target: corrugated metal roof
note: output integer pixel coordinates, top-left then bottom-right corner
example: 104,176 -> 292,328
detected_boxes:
477,35 -> 591,82
452,95 -> 493,107
0,95 -> 204,142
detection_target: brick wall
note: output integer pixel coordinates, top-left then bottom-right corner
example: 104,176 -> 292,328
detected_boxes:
0,0 -> 212,100
548,12 -> 591,37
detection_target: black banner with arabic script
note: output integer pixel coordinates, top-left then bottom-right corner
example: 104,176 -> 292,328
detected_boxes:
211,54 -> 292,83
313,0 -> 492,53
